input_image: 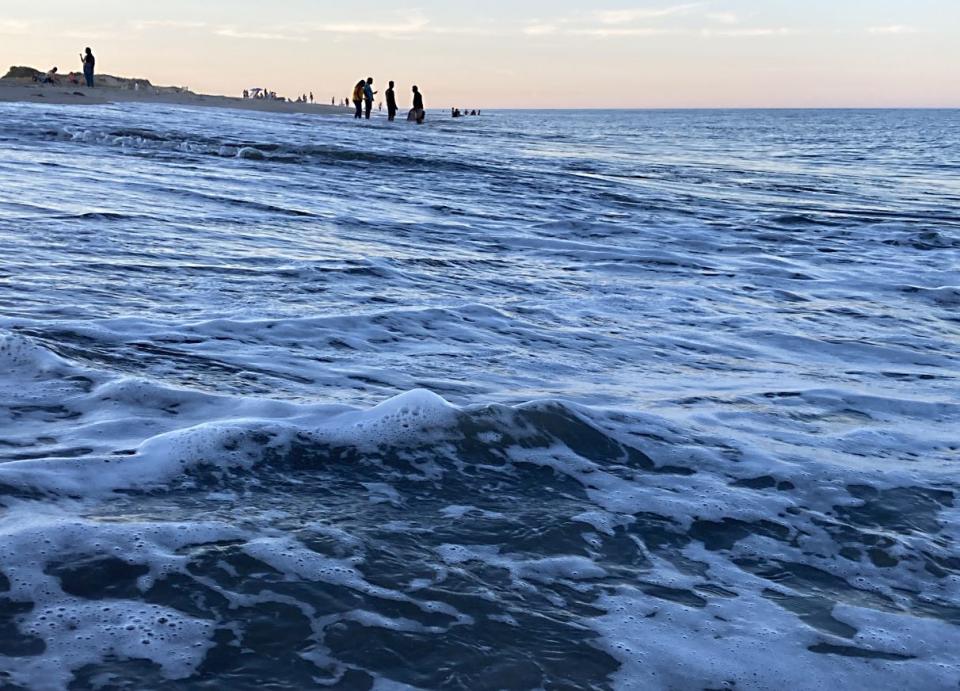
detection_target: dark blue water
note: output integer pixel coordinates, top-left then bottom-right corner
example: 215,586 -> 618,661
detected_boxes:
1,105 -> 959,689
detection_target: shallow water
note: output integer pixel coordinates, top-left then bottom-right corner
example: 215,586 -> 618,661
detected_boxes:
0,104 -> 958,689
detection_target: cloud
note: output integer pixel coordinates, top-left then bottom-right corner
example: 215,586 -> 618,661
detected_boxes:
296,13 -> 493,39
705,12 -> 739,25
569,26 -> 794,39
308,17 -> 429,36
520,5 -> 793,40
129,9 -> 436,41
592,4 -> 701,25
701,27 -> 795,37
0,19 -> 30,34
215,27 -> 308,42
210,12 -> 462,42
133,20 -> 208,31
523,24 -> 558,36
570,27 -> 680,37
131,7 -> 797,45
866,25 -> 918,35
304,12 -> 493,38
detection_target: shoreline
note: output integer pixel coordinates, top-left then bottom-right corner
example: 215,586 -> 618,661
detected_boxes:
0,80 -> 350,116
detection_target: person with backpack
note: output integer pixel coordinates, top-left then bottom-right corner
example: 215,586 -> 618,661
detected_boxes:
352,80 -> 365,119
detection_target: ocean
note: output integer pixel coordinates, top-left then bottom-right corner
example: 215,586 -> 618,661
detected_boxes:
0,104 -> 958,690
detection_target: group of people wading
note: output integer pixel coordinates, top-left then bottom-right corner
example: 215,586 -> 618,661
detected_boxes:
351,78 -> 425,124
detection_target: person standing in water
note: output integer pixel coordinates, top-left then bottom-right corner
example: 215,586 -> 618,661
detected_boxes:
363,77 -> 377,119
80,47 -> 95,87
409,85 -> 425,124
352,80 -> 365,119
385,81 -> 398,121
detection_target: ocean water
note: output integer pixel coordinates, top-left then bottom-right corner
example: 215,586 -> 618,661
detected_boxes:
0,104 -> 958,690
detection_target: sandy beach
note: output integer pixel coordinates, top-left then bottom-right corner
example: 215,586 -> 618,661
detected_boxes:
0,79 -> 349,115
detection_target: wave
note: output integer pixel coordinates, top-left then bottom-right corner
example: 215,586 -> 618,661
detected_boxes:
899,285 -> 960,307
1,333 -> 959,688
1,403 -> 958,686
50,124 -> 499,175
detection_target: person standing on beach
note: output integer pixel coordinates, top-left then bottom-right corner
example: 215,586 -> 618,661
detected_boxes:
363,77 -> 377,119
352,80 -> 365,119
385,81 -> 398,121
80,47 -> 95,87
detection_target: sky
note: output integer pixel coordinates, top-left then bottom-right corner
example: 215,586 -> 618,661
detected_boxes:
1,0 -> 958,108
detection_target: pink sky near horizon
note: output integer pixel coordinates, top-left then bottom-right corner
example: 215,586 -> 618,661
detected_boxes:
0,1 -> 958,108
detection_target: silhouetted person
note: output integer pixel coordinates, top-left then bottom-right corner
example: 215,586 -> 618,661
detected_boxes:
352,80 -> 365,119
385,81 -> 398,121
80,47 -> 95,87
364,77 -> 377,119
409,85 -> 425,124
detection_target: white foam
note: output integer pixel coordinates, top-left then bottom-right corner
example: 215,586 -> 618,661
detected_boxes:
436,543 -> 606,586
594,579 -> 960,690
439,505 -> 504,520
514,556 -> 607,583
326,388 -> 458,449
573,510 -> 630,536
0,504 -> 241,689
0,332 -> 72,374
0,386 -> 457,495
14,601 -> 214,690
241,536 -> 366,588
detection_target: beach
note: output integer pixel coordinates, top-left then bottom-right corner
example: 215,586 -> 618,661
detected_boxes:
1,0 -> 957,683
0,78 -> 348,115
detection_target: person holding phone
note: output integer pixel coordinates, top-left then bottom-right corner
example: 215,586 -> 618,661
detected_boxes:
80,47 -> 95,87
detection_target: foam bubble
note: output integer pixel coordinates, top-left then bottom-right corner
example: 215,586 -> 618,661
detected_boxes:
327,388 -> 458,449
0,388 -> 459,496
0,332 -> 72,374
14,601 -> 215,690
0,505 -> 240,689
